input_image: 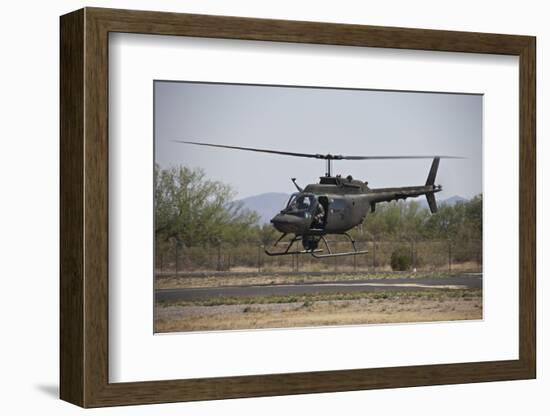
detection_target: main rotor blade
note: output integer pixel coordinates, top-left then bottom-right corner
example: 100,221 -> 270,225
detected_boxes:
340,155 -> 464,160
173,141 -> 463,160
173,140 -> 322,159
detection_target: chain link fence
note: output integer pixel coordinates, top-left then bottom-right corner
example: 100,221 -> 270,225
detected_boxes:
156,239 -> 482,275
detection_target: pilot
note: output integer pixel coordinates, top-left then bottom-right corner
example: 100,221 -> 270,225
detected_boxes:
298,196 -> 310,210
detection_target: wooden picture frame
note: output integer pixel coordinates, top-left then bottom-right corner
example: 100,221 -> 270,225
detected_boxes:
60,7 -> 536,408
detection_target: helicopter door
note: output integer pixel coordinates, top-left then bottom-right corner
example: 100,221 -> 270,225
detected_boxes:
312,196 -> 329,230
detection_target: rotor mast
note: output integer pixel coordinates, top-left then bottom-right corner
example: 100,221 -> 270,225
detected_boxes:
321,154 -> 341,177
325,158 -> 332,177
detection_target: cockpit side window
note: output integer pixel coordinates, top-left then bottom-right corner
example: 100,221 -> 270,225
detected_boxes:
297,195 -> 312,210
286,193 -> 317,212
286,193 -> 299,209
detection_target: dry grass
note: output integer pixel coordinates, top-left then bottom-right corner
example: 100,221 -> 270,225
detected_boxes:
155,270 -> 479,290
155,290 -> 482,333
157,261 -> 481,275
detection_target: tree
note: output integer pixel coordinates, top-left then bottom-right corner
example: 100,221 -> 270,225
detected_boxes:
423,203 -> 462,239
423,195 -> 483,241
257,223 -> 279,246
357,195 -> 483,243
154,164 -> 259,249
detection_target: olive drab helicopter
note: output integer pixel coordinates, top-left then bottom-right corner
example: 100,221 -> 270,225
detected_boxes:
174,141 -> 461,259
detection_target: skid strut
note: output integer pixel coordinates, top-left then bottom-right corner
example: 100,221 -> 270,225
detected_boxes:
311,232 -> 368,258
264,234 -> 322,256
264,232 -> 367,258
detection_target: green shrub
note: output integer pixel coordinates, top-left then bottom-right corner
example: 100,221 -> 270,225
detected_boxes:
390,247 -> 412,271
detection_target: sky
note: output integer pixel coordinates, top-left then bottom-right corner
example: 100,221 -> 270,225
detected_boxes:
154,81 -> 482,200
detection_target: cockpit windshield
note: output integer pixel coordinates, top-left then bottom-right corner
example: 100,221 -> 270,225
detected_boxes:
285,193 -> 317,212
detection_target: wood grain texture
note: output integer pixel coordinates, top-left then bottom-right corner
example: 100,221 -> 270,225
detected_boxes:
83,10 -> 110,406
59,8 -> 84,406
59,7 -> 537,408
518,38 -> 536,375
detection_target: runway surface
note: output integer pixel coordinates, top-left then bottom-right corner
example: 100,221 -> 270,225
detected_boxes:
156,273 -> 482,303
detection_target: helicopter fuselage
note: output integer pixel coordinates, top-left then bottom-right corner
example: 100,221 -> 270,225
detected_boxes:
270,173 -> 441,238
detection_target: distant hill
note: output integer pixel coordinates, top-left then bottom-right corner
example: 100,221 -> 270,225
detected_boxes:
236,192 -> 468,225
442,195 -> 468,205
235,192 -> 290,225
418,195 -> 467,209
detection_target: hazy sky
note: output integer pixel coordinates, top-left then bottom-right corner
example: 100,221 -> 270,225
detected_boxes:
155,81 -> 482,200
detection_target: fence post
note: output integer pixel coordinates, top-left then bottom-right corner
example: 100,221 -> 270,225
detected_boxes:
411,240 -> 415,270
478,239 -> 482,267
175,242 -> 179,276
372,240 -> 376,272
448,240 -> 452,272
257,244 -> 262,273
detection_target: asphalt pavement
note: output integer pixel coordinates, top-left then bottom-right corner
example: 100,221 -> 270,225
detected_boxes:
155,273 -> 482,303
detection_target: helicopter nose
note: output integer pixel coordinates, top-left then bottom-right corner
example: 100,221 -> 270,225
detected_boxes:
270,214 -> 308,234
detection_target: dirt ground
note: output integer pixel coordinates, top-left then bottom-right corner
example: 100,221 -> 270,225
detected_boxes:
155,290 -> 482,333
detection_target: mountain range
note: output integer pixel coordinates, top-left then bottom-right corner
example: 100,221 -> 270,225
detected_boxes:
235,192 -> 467,225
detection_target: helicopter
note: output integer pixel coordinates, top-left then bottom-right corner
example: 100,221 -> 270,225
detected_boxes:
174,140 -> 461,258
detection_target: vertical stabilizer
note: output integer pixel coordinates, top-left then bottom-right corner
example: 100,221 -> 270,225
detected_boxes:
426,193 -> 438,213
426,157 -> 440,186
425,157 -> 440,213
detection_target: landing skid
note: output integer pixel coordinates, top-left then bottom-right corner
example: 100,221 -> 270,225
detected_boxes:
264,232 -> 368,258
264,234 -> 322,257
264,248 -> 323,257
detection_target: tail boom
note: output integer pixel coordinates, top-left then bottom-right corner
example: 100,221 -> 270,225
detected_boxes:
368,157 -> 442,213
